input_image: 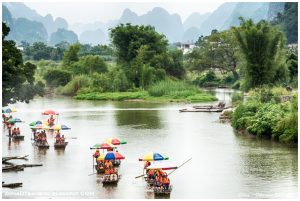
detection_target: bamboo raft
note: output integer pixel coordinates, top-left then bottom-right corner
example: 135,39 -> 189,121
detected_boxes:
153,185 -> 172,195
102,174 -> 120,184
2,164 -> 43,172
2,155 -> 29,163
179,108 -> 225,112
33,141 -> 50,149
2,182 -> 23,188
12,135 -> 25,140
54,142 -> 68,149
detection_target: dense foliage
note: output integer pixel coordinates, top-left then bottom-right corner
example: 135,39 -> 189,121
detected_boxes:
232,88 -> 297,144
2,22 -> 44,106
233,18 -> 287,91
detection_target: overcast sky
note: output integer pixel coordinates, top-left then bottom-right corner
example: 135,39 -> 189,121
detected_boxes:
24,1 -> 224,25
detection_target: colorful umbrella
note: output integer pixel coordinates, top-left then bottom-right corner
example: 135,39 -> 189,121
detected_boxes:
91,143 -> 116,150
42,109 -> 59,115
50,124 -> 71,130
29,120 -> 43,126
2,108 -> 17,113
30,124 -> 50,130
97,151 -> 125,161
7,118 -> 22,123
138,152 -> 169,161
146,162 -> 177,170
105,137 -> 127,145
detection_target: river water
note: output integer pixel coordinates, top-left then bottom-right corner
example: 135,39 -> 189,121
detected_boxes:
2,89 -> 298,199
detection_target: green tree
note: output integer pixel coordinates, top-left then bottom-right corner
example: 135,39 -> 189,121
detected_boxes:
63,43 -> 80,65
2,22 -> 44,106
233,18 -> 287,90
43,69 -> 72,87
110,23 -> 168,63
186,29 -> 239,80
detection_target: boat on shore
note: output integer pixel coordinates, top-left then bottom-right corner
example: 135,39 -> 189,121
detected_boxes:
54,142 -> 68,149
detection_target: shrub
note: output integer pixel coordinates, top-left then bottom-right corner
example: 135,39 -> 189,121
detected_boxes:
43,69 -> 72,87
193,70 -> 220,87
59,74 -> 91,96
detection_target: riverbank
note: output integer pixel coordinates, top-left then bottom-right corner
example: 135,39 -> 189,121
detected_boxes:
231,88 -> 298,144
74,91 -> 217,103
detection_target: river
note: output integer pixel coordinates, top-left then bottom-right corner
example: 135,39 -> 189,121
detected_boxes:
2,89 -> 298,199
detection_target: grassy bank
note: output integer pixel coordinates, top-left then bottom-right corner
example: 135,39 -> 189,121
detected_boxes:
74,80 -> 217,103
75,91 -> 217,103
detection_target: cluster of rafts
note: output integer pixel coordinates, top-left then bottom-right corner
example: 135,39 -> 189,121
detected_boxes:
2,108 -> 71,149
90,139 -> 189,197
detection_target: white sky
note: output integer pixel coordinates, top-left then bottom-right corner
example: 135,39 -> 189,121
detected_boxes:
23,1 -> 224,24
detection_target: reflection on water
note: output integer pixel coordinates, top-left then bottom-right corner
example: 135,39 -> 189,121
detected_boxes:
115,110 -> 163,129
2,90 -> 298,199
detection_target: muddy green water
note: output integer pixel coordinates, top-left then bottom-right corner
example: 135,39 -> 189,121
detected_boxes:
2,89 -> 298,198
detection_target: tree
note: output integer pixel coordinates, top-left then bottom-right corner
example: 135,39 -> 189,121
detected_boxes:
63,43 -> 80,65
186,29 -> 239,80
110,23 -> 168,63
43,69 -> 72,87
67,55 -> 107,75
233,18 -> 287,90
2,22 -> 44,106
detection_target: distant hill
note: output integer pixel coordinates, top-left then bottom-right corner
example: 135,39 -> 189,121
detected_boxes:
117,7 -> 184,43
268,2 -> 285,20
3,2 -> 285,44
3,5 -> 48,44
80,29 -> 107,45
183,12 -> 210,31
4,2 -> 68,35
50,28 -> 78,45
221,2 -> 269,30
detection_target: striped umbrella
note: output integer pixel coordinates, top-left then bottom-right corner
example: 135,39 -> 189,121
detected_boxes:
138,152 -> 169,161
90,143 -> 116,150
42,109 -> 59,115
97,151 -> 125,161
50,124 -> 71,130
105,137 -> 127,145
30,124 -> 50,130
29,120 -> 43,126
7,118 -> 22,124
2,108 -> 17,113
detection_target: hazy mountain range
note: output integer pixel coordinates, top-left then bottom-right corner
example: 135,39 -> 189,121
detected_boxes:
2,2 -> 285,45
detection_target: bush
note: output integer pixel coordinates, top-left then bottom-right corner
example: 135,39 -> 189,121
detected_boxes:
43,69 -> 72,87
193,71 -> 220,87
58,74 -> 91,96
148,80 -> 199,97
231,92 -> 244,105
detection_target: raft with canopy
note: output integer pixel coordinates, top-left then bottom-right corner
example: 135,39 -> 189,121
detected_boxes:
50,124 -> 71,149
97,152 -> 125,184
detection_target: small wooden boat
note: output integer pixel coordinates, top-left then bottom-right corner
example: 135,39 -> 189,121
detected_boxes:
102,174 -> 120,184
54,142 -> 68,149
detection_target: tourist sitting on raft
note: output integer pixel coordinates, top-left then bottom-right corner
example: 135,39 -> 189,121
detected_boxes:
55,131 -> 65,144
93,149 -> 100,161
103,161 -> 118,180
144,161 -> 151,173
12,127 -> 21,136
47,115 -> 55,126
151,170 -> 170,190
36,131 -> 48,145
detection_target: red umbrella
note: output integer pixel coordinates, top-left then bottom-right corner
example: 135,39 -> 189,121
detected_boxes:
42,109 -> 59,115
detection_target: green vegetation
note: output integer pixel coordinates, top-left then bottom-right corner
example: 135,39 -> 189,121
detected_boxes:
2,22 -> 44,106
232,89 -> 297,144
